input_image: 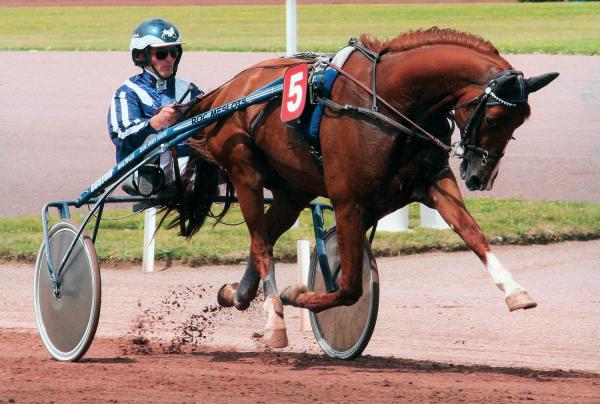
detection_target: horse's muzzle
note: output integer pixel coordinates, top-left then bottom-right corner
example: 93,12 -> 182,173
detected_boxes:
461,158 -> 499,191
466,174 -> 485,191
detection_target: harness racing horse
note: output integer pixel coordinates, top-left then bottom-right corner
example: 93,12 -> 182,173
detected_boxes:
178,28 -> 558,348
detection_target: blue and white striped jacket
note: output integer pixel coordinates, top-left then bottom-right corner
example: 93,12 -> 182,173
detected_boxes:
107,70 -> 201,162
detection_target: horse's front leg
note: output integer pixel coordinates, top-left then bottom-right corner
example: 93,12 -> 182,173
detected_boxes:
427,174 -> 536,311
281,202 -> 365,312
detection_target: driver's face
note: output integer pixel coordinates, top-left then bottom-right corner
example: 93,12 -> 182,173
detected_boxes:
149,46 -> 179,78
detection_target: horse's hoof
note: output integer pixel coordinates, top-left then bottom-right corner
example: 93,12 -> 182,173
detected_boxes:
262,296 -> 288,348
280,284 -> 308,307
233,292 -> 251,311
506,289 -> 537,311
263,327 -> 288,349
217,283 -> 239,308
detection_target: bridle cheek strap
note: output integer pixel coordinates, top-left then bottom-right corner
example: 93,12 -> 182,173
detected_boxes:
451,70 -> 526,164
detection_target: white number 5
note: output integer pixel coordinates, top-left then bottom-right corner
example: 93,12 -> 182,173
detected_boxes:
286,71 -> 304,113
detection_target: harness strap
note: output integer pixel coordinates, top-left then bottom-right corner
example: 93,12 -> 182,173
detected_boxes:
249,96 -> 281,142
323,61 -> 451,154
349,38 -> 380,62
316,96 -> 452,152
348,38 -> 381,111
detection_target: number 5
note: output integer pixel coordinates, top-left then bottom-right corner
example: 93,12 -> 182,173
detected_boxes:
287,71 -> 304,113
281,63 -> 308,123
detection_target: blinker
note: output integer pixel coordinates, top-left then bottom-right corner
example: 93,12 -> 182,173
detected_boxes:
484,70 -> 528,107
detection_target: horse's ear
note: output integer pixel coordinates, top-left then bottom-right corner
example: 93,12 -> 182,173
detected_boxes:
525,72 -> 559,93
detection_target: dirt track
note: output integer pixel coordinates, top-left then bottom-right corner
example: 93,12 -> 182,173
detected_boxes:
2,240 -> 600,402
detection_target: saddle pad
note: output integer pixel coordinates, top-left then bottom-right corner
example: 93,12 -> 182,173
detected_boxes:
307,46 -> 355,141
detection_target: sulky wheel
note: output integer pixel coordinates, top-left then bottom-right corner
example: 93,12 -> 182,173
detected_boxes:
308,226 -> 379,360
34,219 -> 101,362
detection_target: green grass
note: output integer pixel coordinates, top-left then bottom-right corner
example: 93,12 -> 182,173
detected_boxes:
2,198 -> 599,265
1,3 -> 599,54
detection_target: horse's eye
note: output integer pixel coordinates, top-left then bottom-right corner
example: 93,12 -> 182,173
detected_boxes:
485,117 -> 501,129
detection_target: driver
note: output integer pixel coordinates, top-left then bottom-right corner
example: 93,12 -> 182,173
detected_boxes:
107,18 -> 201,195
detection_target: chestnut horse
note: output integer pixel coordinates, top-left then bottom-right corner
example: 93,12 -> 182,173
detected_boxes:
178,28 -> 558,348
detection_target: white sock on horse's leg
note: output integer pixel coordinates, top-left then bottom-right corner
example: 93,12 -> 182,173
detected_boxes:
485,252 -> 536,311
261,268 -> 288,348
485,252 -> 523,296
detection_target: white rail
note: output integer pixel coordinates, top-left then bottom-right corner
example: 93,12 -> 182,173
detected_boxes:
286,0 -> 297,56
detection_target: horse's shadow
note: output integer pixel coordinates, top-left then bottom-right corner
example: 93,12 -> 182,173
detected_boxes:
191,350 -> 598,380
79,357 -> 136,364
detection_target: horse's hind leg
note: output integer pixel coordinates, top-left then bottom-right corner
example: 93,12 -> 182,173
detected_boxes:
215,139 -> 313,347
220,177 -> 288,347
217,260 -> 260,310
219,188 -> 315,348
217,188 -> 314,311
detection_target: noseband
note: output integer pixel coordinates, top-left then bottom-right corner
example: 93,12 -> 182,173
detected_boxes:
450,70 -> 528,166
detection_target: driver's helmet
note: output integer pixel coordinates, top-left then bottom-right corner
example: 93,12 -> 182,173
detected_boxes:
130,18 -> 184,76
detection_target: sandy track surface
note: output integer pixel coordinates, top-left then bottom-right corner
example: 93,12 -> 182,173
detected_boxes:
1,53 -> 599,217
2,240 -> 599,401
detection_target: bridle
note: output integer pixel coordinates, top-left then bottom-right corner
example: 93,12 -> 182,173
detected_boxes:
317,40 -> 529,165
450,70 -> 529,166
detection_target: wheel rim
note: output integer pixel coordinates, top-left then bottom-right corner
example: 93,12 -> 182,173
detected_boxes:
309,229 -> 378,359
34,221 -> 100,361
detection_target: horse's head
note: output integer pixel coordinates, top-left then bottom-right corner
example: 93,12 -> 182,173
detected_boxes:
453,70 -> 559,191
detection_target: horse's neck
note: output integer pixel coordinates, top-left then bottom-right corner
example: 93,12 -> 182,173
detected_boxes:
380,46 -> 510,113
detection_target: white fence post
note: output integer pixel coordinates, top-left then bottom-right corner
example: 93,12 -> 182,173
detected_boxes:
142,207 -> 156,273
419,204 -> 450,229
377,207 -> 409,232
297,239 -> 311,331
286,0 -> 297,56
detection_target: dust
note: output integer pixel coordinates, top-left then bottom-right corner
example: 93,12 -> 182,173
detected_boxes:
120,283 -> 265,355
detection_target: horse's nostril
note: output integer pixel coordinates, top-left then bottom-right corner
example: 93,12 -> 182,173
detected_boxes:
467,175 -> 482,190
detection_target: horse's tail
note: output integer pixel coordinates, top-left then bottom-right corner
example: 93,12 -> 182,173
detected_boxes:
159,156 -> 235,239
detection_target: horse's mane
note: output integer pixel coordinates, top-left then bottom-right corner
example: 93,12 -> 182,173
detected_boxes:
359,27 -> 499,56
